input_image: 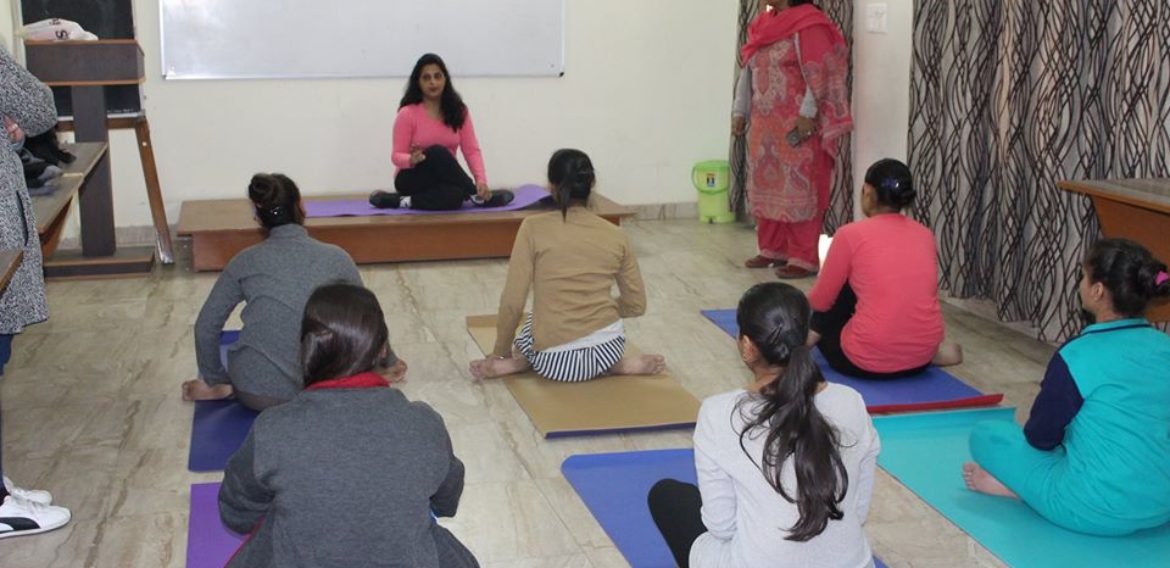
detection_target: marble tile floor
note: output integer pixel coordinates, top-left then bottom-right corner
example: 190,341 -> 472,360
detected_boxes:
0,219 -> 1055,567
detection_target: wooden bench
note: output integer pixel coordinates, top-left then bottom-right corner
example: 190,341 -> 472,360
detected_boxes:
32,142 -> 106,258
178,193 -> 635,272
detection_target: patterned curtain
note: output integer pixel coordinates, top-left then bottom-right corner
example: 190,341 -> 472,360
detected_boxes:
908,0 -> 1170,341
729,1 -> 855,235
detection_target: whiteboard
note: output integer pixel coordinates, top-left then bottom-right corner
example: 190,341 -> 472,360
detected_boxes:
160,0 -> 565,80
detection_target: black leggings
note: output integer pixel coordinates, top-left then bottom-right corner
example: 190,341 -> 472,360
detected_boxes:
811,282 -> 928,379
648,479 -> 707,568
394,145 -> 477,211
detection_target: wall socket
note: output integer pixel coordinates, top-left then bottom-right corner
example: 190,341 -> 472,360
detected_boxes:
866,2 -> 888,34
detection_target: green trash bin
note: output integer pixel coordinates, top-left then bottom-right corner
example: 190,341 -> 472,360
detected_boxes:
692,160 -> 735,224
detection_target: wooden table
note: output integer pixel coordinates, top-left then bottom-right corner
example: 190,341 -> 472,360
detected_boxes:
1058,178 -> 1170,321
178,193 -> 635,272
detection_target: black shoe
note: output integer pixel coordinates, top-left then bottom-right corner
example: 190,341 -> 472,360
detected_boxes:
369,190 -> 402,209
476,190 -> 515,208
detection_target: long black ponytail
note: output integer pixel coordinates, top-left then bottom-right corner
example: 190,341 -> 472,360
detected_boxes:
735,282 -> 847,542
547,148 -> 595,219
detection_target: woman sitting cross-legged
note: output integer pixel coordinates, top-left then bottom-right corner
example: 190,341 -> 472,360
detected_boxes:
370,53 -> 512,211
806,158 -> 961,379
964,238 -> 1170,536
648,282 -> 880,568
469,149 -> 664,382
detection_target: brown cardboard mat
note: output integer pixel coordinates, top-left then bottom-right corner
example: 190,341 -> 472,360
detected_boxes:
466,315 -> 700,438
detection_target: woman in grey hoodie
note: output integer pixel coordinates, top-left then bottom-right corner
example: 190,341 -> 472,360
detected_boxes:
219,283 -> 477,567
186,174 -> 361,410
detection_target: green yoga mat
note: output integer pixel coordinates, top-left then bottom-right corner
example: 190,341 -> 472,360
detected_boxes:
874,408 -> 1170,568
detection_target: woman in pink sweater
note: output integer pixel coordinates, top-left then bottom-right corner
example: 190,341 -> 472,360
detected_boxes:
370,53 -> 512,211
806,159 -> 962,379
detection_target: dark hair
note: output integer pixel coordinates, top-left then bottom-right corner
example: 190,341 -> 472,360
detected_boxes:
863,158 -> 916,210
547,149 -> 595,219
400,53 -> 467,131
787,0 -> 818,6
1084,238 -> 1170,318
735,282 -> 847,542
300,283 -> 393,386
248,173 -> 304,229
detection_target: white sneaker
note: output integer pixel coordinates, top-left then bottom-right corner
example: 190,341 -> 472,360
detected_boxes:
3,476 -> 52,505
0,495 -> 71,539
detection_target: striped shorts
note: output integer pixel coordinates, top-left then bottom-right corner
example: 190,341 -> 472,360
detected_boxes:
514,316 -> 626,382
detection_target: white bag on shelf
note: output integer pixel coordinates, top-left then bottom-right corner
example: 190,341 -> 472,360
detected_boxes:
19,18 -> 99,42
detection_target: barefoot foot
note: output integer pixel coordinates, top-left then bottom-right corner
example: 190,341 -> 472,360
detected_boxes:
382,359 -> 408,383
182,379 -> 234,402
469,357 -> 530,379
610,354 -> 667,376
962,462 -> 1018,498
933,342 -> 964,366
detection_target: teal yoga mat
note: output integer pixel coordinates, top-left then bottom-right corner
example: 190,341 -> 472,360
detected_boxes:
874,407 -> 1170,568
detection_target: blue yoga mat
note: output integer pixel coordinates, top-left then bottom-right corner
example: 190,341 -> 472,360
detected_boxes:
874,408 -> 1170,568
700,309 -> 1001,413
187,331 -> 258,472
562,449 -> 887,568
188,400 -> 257,472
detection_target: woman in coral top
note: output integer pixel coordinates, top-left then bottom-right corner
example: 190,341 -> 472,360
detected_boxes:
806,159 -> 961,379
370,53 -> 512,211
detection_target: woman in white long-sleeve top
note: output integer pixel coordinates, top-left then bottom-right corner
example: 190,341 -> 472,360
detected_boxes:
648,282 -> 880,567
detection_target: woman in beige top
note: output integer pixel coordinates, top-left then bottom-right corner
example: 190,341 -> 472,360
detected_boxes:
470,149 -> 665,382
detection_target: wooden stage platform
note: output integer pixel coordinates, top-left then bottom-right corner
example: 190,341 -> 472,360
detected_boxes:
177,193 -> 635,272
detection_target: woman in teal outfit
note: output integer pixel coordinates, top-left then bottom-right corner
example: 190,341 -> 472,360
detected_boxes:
963,238 -> 1170,536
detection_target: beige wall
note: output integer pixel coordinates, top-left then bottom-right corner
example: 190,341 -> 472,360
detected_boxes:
68,0 -> 738,238
4,1 -> 919,237
850,0 -> 915,214
1,0 -> 15,53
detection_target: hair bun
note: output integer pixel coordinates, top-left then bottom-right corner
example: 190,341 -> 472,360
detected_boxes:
248,174 -> 280,207
880,178 -> 915,208
248,173 -> 303,229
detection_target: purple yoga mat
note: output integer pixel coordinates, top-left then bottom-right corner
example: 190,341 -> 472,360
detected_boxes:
304,184 -> 550,218
187,483 -> 246,568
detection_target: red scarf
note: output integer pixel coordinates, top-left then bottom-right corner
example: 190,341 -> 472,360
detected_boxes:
305,371 -> 389,391
740,4 -> 845,65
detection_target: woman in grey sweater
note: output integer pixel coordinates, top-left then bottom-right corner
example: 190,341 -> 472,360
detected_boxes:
185,174 -> 361,410
219,283 -> 477,567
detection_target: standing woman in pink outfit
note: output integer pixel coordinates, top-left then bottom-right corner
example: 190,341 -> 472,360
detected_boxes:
733,0 -> 852,279
370,53 -> 513,211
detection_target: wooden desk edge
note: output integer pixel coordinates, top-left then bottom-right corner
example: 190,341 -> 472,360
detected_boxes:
42,79 -> 145,87
0,250 -> 22,292
1057,180 -> 1170,215
24,39 -> 141,46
